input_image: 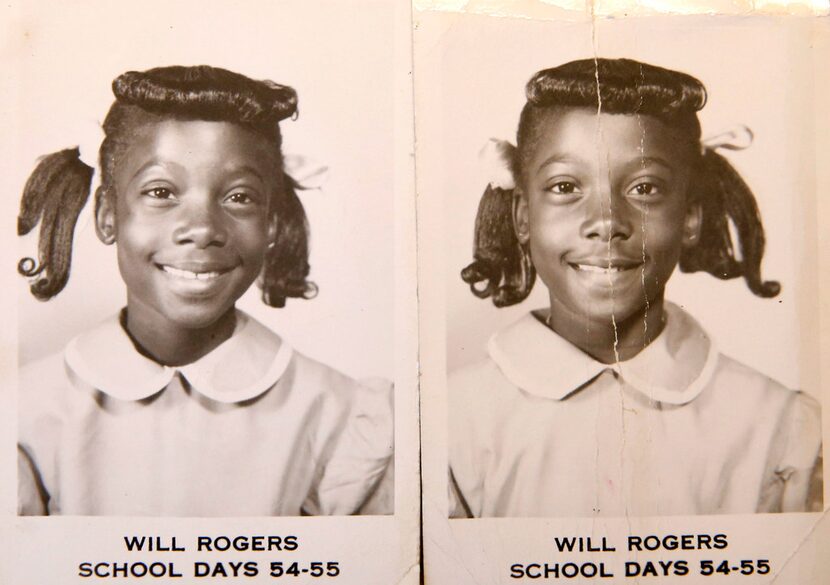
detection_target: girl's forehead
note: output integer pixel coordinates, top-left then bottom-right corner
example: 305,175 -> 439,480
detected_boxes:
140,119 -> 273,157
115,119 -> 279,179
526,107 -> 694,164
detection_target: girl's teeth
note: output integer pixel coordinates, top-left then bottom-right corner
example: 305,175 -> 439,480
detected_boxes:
575,264 -> 626,273
162,266 -> 221,280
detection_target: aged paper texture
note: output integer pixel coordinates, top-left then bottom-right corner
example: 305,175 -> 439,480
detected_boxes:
0,0 -> 419,583
417,10 -> 829,583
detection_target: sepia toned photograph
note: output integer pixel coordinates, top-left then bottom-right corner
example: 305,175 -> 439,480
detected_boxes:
4,1 -> 830,583
2,2 -> 420,583
447,56 -> 823,519
415,15 -> 825,520
12,7 -> 398,519
415,10 -> 829,584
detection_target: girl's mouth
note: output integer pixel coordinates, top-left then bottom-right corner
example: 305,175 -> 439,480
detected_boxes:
564,258 -> 645,291
569,263 -> 638,274
155,263 -> 236,295
160,265 -> 227,281
567,260 -> 643,274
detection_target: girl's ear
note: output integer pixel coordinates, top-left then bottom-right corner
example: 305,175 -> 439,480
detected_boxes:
682,202 -> 702,247
512,189 -> 530,245
94,187 -> 117,245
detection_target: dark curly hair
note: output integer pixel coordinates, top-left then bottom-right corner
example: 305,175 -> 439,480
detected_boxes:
18,65 -> 315,307
461,58 -> 780,307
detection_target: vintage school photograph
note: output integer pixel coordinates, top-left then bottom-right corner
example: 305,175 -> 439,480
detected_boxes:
428,16 -> 824,520
12,2 -> 402,520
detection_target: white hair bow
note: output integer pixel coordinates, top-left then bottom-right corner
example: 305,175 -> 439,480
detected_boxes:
77,119 -> 104,170
701,125 -> 754,153
283,154 -> 329,190
76,119 -> 105,196
479,138 -> 517,191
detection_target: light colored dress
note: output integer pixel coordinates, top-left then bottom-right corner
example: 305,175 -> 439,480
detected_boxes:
449,302 -> 823,518
18,310 -> 393,516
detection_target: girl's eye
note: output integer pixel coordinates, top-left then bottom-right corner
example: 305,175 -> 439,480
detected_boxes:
548,181 -> 580,195
142,187 -> 175,200
225,191 -> 256,205
627,181 -> 662,198
542,180 -> 582,203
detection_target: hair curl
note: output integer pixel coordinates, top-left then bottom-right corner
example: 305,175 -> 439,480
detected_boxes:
19,65 -> 315,307
462,58 -> 779,306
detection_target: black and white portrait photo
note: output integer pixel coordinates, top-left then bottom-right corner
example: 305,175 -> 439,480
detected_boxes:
3,2 -> 830,584
2,2 -> 421,581
12,3 -> 401,519
416,16 -> 824,520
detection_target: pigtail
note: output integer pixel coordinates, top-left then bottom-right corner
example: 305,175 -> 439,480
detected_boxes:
680,149 -> 780,298
260,173 -> 317,308
460,184 -> 535,307
17,148 -> 95,300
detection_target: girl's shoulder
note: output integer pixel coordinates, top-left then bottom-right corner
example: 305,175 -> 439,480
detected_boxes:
449,354 -> 505,388
287,348 -> 394,415
19,314 -> 156,426
449,312 -> 545,394
708,351 -> 820,416
710,350 -> 797,396
448,343 -> 523,428
18,348 -> 73,412
19,348 -> 68,388
200,311 -> 393,414
288,349 -> 362,390
448,351 -> 513,402
18,344 -> 92,446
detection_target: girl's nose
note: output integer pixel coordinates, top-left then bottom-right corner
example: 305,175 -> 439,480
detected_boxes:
172,203 -> 227,248
579,190 -> 634,242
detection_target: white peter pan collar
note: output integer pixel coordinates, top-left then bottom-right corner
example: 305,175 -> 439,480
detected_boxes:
64,310 -> 293,404
487,301 -> 718,406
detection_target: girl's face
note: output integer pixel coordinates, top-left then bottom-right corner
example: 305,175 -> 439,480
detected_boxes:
515,107 -> 701,328
97,120 -> 279,331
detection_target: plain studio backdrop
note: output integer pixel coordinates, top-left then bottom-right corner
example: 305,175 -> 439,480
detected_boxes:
11,1 -> 395,382
440,16 -> 820,397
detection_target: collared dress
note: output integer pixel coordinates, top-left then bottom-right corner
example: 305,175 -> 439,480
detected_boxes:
18,310 -> 393,517
449,303 -> 823,518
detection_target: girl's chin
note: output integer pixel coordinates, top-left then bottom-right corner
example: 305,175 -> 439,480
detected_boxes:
554,297 -> 658,329
175,313 -> 234,331
155,301 -> 237,332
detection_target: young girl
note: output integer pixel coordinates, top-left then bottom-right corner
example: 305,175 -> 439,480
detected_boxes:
17,65 -> 393,516
450,58 -> 823,518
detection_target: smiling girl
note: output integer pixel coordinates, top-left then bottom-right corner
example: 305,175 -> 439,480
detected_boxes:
17,65 -> 393,516
449,59 -> 823,518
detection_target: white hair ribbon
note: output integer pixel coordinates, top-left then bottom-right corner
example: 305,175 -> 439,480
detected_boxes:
283,154 -> 329,191
702,125 -> 754,154
479,138 -> 517,191
76,119 -> 105,193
